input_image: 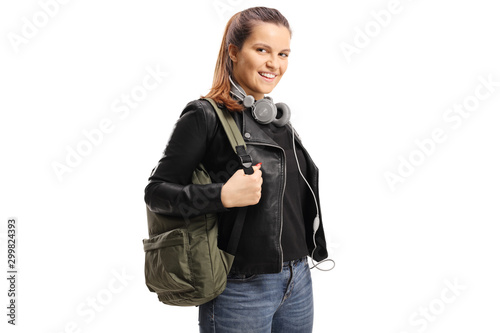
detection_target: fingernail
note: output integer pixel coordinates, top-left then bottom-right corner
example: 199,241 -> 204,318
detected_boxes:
256,163 -> 262,166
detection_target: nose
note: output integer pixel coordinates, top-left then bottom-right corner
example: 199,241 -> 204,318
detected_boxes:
266,54 -> 278,70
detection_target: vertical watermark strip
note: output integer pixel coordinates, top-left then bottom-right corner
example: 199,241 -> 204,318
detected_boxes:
6,217 -> 17,325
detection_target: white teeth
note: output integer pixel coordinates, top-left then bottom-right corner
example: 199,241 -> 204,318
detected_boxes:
260,72 -> 276,79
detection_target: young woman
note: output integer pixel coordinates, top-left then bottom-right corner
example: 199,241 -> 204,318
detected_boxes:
144,6 -> 329,333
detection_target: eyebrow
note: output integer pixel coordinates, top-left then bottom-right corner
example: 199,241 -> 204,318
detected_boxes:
252,43 -> 291,53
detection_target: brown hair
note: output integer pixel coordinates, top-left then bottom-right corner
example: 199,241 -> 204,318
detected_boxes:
202,7 -> 291,112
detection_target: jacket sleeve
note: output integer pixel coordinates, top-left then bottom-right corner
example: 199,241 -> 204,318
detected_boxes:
144,100 -> 228,218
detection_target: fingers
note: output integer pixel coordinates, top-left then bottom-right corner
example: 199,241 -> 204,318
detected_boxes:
221,163 -> 264,208
252,164 -> 263,185
250,164 -> 263,205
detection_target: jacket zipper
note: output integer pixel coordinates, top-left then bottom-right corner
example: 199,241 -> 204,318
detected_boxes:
247,141 -> 286,272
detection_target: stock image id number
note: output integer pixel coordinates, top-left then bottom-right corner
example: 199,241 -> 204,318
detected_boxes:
8,219 -> 16,269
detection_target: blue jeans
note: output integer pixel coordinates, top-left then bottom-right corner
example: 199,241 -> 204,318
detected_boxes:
198,257 -> 314,333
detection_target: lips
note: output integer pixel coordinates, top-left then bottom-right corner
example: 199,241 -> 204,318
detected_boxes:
259,72 -> 277,80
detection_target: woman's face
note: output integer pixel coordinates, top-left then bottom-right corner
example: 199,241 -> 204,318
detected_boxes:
229,23 -> 291,101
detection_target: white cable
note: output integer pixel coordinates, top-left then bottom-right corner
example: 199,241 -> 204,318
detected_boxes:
291,126 -> 319,215
229,76 -> 245,101
291,124 -> 335,272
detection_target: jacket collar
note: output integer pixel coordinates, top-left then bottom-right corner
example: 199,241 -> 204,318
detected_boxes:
241,108 -> 293,147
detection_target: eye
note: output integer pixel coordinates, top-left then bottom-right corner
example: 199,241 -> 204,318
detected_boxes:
279,52 -> 289,58
257,48 -> 267,53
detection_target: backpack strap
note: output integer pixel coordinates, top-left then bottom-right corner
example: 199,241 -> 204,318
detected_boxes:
203,98 -> 254,255
203,98 -> 254,175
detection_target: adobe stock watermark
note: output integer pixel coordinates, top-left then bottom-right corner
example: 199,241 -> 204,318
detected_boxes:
173,159 -> 242,220
384,74 -> 499,192
212,0 -> 247,22
51,64 -> 168,182
7,0 -> 71,54
52,267 -> 134,333
340,0 -> 416,64
397,278 -> 466,333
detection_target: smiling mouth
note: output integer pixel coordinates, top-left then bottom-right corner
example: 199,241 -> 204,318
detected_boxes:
259,72 -> 277,79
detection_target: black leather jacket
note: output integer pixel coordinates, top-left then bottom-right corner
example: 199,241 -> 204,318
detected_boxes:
144,99 -> 328,274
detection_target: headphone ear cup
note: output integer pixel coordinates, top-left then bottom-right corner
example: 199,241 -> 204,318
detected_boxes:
252,98 -> 277,124
273,102 -> 291,127
243,95 -> 255,108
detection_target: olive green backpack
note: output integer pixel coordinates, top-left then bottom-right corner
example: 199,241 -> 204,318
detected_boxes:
143,98 -> 253,306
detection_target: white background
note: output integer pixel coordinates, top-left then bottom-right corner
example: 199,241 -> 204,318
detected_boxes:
1,0 -> 499,332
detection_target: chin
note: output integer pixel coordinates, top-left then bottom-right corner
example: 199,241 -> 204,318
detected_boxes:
260,84 -> 278,95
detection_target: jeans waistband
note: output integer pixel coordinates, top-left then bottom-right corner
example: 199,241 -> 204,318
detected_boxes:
283,256 -> 307,267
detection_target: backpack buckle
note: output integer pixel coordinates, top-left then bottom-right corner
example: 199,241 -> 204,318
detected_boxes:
236,145 -> 254,175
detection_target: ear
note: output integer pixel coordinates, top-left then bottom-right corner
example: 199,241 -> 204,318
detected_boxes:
228,44 -> 239,63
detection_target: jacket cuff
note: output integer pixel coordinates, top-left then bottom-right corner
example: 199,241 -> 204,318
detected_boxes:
213,183 -> 229,213
181,183 -> 229,217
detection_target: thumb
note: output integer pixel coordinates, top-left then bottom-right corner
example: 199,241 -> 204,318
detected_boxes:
246,163 -> 261,175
